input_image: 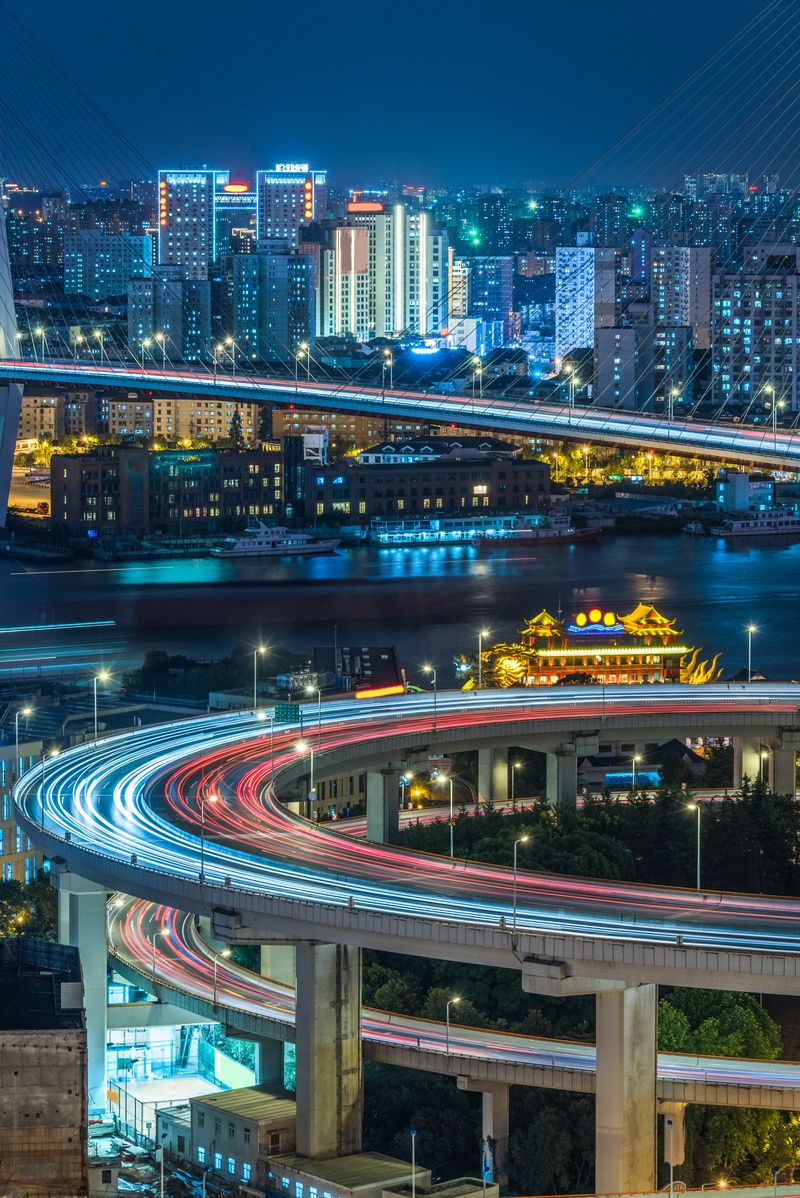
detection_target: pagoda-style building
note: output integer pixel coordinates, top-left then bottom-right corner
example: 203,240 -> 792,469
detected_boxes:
466,603 -> 721,688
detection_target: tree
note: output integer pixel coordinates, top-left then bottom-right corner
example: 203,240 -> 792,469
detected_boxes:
0,875 -> 58,939
230,408 -> 244,446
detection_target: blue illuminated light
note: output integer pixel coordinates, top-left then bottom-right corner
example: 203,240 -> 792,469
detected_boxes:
566,623 -> 624,636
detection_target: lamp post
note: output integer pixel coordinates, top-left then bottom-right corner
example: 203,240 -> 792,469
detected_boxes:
747,624 -> 756,682
411,1131 -> 417,1198
437,775 -> 455,858
140,339 -> 151,371
511,763 -> 522,810
632,754 -> 641,792
40,749 -> 59,826
306,685 -> 322,749
667,1119 -> 674,1198
93,671 -> 110,741
154,332 -> 165,364
668,388 -> 680,423
568,369 -> 578,422
423,666 -> 437,730
773,396 -> 785,446
199,793 -> 218,881
552,452 -> 559,483
513,835 -> 529,930
14,707 -> 32,780
686,802 -> 701,889
582,446 -> 590,485
213,947 -> 231,1005
478,630 -> 489,690
160,1132 -> 168,1198
446,996 -> 461,1054
151,928 -> 170,986
253,646 -> 266,708
297,742 -> 314,803
226,337 -> 236,377
647,451 -> 654,484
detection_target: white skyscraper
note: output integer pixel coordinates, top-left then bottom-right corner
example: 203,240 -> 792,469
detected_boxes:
323,203 -> 448,338
555,247 -> 595,361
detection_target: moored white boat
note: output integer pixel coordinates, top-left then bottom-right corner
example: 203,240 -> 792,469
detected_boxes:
211,521 -> 340,557
708,508 -> 800,537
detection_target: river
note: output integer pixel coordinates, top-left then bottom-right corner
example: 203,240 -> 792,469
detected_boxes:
0,531 -> 796,687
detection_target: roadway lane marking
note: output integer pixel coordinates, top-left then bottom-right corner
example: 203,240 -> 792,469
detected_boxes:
11,566 -> 177,575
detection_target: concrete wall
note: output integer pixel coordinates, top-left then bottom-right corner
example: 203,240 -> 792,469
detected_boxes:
0,1028 -> 88,1196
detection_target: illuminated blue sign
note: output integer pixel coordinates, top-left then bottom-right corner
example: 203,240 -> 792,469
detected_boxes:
566,622 -> 624,636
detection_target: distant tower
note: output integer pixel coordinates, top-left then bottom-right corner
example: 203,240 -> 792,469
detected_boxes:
0,204 -> 22,527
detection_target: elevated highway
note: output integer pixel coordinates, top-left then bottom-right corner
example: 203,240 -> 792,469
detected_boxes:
110,896 -> 800,1114
17,685 -> 800,1191
2,358 -> 800,470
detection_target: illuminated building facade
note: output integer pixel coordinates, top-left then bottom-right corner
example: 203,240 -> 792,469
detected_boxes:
323,204 -> 448,338
256,164 -> 327,247
158,167 -> 227,279
473,605 -> 721,689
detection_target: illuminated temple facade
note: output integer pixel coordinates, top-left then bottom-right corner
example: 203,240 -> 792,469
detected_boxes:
469,604 -> 722,688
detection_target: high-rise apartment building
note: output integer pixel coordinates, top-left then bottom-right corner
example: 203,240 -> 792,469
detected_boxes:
555,247 -> 623,361
63,229 -> 152,300
233,246 -> 316,361
128,267 -> 212,361
469,257 -> 514,342
555,247 -> 595,361
158,167 -> 227,279
256,164 -> 327,247
322,204 -> 448,338
652,246 -> 715,349
214,183 -> 257,255
590,194 -> 629,247
711,247 -> 800,410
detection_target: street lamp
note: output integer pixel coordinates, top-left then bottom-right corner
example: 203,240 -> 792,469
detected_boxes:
513,835 -> 529,930
686,802 -> 701,889
93,671 -> 110,741
423,666 -> 437,730
445,996 -> 461,1054
199,793 -> 218,881
552,452 -> 559,483
647,451 -> 654,484
436,774 -> 455,858
669,388 -> 680,423
297,742 -> 315,806
747,625 -> 756,682
632,754 -> 641,792
478,630 -> 489,690
14,706 -> 32,779
140,338 -> 151,370
150,928 -> 170,985
253,646 -> 266,708
226,337 -> 236,377
472,358 -> 483,401
772,396 -> 785,444
582,446 -> 590,485
511,763 -> 522,810
40,749 -> 59,826
383,349 -> 394,390
306,685 -> 322,749
213,947 -> 231,1005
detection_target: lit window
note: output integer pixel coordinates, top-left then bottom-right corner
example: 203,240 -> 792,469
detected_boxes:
197,1149 -> 206,1164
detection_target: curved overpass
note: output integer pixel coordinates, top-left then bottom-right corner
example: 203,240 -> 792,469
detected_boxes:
1,359 -> 799,469
14,685 -> 800,992
109,896 -> 800,1113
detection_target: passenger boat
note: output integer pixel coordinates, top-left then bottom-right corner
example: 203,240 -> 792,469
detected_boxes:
211,521 -> 340,557
708,508 -> 800,537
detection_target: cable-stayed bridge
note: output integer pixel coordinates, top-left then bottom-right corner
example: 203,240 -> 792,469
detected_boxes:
1,357 -> 799,480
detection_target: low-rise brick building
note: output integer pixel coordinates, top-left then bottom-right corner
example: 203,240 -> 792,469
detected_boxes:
307,451 -> 549,522
51,443 -> 285,536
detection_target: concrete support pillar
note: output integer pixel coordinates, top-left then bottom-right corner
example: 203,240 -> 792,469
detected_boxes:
295,942 -> 362,1160
545,748 -> 577,808
595,985 -> 657,1195
477,749 -> 492,803
253,1037 -> 286,1087
482,1084 -> 509,1187
733,736 -> 762,787
365,770 -> 400,844
659,1102 -> 687,1167
492,748 -> 508,802
56,872 -> 108,1116
260,942 -> 296,987
0,207 -> 22,529
769,748 -> 797,796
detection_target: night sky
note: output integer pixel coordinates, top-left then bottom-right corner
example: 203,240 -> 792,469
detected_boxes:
18,0 -> 772,187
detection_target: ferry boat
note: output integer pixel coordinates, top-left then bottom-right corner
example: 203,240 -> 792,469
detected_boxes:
211,521 -> 340,557
471,514 -> 601,547
708,507 -> 800,537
